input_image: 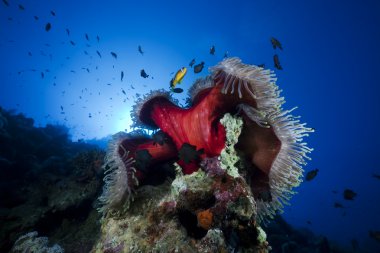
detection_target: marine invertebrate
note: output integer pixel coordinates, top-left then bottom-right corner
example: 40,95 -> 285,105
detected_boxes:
99,57 -> 313,221
11,231 -> 64,253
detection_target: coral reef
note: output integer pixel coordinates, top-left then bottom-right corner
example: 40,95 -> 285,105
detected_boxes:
10,231 -> 64,253
94,57 -> 314,251
0,108 -> 104,252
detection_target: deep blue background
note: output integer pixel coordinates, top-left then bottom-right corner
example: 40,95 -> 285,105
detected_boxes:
1,0 -> 380,251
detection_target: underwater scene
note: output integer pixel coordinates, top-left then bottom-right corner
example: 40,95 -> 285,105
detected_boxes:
1,0 -> 380,252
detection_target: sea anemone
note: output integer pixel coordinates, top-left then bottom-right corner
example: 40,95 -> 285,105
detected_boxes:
98,57 -> 313,221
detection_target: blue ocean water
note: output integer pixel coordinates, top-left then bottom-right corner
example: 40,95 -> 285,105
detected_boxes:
1,0 -> 379,252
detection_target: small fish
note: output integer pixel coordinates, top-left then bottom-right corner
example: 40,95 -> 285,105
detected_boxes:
121,89 -> 126,95
96,35 -> 100,42
189,59 -> 195,67
210,45 -> 215,55
306,220 -> 312,225
273,54 -> 283,70
305,169 -> 319,181
372,173 -> 380,180
88,113 -> 92,118
369,230 -> 380,242
170,67 -> 187,89
50,10 -> 56,16
70,40 -> 75,46
41,72 -> 44,78
65,28 -> 70,36
96,50 -> 101,58
140,69 -> 149,78
28,52 -> 32,56
178,143 -> 204,164
152,131 -> 169,146
85,33 -> 89,41
45,23 -> 51,32
258,64 -> 265,68
121,71 -> 124,82
171,88 -> 183,93
334,202 -> 344,208
2,0 -> 9,6
111,52 -> 117,59
343,189 -> 357,200
84,50 -> 88,55
194,62 -> 205,73
270,37 -> 283,50
60,105 -> 63,110
18,4 -> 25,10
223,51 -> 228,58
34,16 -> 39,20
138,45 -> 144,55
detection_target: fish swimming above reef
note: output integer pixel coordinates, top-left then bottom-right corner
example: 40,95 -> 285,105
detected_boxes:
194,61 -> 205,73
138,45 -> 144,55
189,58 -> 195,68
18,4 -> 25,10
271,37 -> 283,50
140,69 -> 149,78
305,169 -> 319,181
171,88 -> 183,93
45,23 -> 51,32
50,10 -> 56,16
210,45 -> 215,55
66,28 -> 70,36
96,50 -> 101,58
273,54 -> 282,70
224,51 -> 229,58
343,189 -> 357,200
170,67 -> 187,89
3,0 -> 9,7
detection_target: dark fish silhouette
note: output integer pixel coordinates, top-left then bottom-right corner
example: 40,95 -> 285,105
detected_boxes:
372,173 -> 380,180
70,40 -> 75,46
18,4 -> 24,10
121,71 -> 124,82
258,64 -> 265,68
305,169 -> 319,181
60,105 -> 63,111
28,52 -> 32,56
138,45 -> 144,55
111,52 -> 117,59
210,45 -> 215,55
96,35 -> 100,42
34,16 -> 39,20
85,33 -> 89,41
50,10 -> 56,16
189,58 -> 195,67
334,202 -> 344,208
343,189 -> 357,200
2,0 -> 9,6
369,230 -> 380,242
65,28 -> 70,36
178,143 -> 204,164
171,88 -> 183,93
121,89 -> 126,95
152,131 -> 169,146
41,72 -> 44,78
96,50 -> 101,58
273,54 -> 283,70
45,23 -> 51,32
194,62 -> 205,73
84,50 -> 88,55
271,37 -> 283,50
223,51 -> 228,58
140,69 -> 149,78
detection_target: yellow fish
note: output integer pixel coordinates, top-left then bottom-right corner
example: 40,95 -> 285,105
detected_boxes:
170,67 -> 187,89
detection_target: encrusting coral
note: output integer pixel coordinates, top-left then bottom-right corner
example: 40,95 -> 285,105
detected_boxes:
94,57 -> 313,252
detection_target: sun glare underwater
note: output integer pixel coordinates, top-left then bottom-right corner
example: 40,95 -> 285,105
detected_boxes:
1,0 -> 380,252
